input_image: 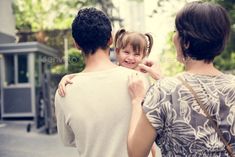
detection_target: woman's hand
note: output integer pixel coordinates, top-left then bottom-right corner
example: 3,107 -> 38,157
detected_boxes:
128,73 -> 157,157
57,74 -> 76,97
128,73 -> 146,104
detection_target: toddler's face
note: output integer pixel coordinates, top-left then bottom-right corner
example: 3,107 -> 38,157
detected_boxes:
116,44 -> 144,70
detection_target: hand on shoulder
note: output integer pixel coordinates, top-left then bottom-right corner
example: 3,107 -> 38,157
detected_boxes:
57,74 -> 76,97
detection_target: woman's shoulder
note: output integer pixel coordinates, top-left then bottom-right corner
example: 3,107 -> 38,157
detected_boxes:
215,73 -> 235,89
222,73 -> 235,81
152,74 -> 183,93
180,72 -> 235,85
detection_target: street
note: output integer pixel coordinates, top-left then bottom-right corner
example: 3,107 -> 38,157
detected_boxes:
0,121 -> 78,157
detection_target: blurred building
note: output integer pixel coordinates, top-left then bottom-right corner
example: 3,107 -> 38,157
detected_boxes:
0,1 -> 58,134
0,0 -> 16,44
0,0 -> 16,120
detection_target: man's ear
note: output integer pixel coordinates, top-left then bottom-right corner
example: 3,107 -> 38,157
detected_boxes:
108,36 -> 113,46
73,40 -> 81,50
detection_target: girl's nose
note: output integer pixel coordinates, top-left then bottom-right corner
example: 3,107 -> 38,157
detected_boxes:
126,54 -> 135,60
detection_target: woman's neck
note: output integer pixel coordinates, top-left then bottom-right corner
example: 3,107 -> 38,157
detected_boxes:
184,59 -> 222,76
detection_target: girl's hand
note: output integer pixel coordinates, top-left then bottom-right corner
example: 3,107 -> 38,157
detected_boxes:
128,73 -> 146,104
57,74 -> 76,97
138,59 -> 162,80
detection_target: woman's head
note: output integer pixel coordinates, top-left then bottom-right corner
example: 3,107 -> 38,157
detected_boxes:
174,1 -> 231,63
114,28 -> 153,69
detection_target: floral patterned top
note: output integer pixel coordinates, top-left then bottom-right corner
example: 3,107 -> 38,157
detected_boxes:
143,72 -> 235,157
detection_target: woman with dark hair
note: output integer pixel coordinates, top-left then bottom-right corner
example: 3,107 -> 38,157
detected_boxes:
128,1 -> 235,157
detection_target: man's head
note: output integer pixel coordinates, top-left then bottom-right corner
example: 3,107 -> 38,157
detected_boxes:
72,7 -> 112,56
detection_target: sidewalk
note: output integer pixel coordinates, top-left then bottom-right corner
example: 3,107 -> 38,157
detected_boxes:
0,121 -> 78,157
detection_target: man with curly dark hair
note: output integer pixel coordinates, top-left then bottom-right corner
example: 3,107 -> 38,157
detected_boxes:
54,7 -> 149,157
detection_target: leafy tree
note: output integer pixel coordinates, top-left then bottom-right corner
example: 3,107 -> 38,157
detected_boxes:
13,0 -> 118,32
67,48 -> 85,73
13,0 -> 75,31
13,0 -> 122,55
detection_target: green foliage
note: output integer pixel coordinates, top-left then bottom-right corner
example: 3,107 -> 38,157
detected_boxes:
13,0 -> 118,54
13,0 -> 115,32
13,0 -> 78,31
51,48 -> 85,74
67,48 -> 85,73
51,64 -> 66,74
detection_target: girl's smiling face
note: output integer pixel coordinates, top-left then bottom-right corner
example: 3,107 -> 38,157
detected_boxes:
116,44 -> 144,70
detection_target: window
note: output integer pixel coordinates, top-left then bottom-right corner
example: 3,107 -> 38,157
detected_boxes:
4,54 -> 29,85
5,54 -> 15,85
18,55 -> 28,83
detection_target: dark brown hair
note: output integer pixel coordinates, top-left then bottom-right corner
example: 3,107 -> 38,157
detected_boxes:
114,28 -> 153,58
175,1 -> 231,63
72,7 -> 112,55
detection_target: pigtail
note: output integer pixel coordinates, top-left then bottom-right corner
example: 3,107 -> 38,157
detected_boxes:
114,28 -> 126,48
144,33 -> 154,56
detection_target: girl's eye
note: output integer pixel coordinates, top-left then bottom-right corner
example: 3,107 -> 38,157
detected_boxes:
134,53 -> 141,56
124,51 -> 129,54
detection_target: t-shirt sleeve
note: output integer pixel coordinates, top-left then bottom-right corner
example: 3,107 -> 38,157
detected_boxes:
54,91 -> 76,147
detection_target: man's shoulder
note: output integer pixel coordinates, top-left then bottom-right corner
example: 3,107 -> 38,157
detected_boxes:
117,66 -> 136,73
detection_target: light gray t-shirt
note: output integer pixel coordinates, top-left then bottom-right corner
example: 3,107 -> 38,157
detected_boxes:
55,66 -> 149,157
143,72 -> 235,157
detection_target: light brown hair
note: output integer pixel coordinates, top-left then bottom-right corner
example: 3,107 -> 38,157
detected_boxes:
114,28 -> 153,58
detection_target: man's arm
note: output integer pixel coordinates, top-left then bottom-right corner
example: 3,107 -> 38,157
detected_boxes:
55,92 -> 76,147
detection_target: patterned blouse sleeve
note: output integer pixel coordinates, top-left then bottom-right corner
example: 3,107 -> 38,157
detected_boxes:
142,80 -> 166,136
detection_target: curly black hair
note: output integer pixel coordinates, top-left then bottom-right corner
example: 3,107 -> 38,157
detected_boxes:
175,1 -> 231,63
72,7 -> 112,55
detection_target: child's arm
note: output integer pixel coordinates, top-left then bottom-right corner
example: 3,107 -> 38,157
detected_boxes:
57,74 -> 76,97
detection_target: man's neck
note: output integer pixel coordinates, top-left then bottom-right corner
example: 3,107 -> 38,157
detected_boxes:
83,49 -> 117,73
